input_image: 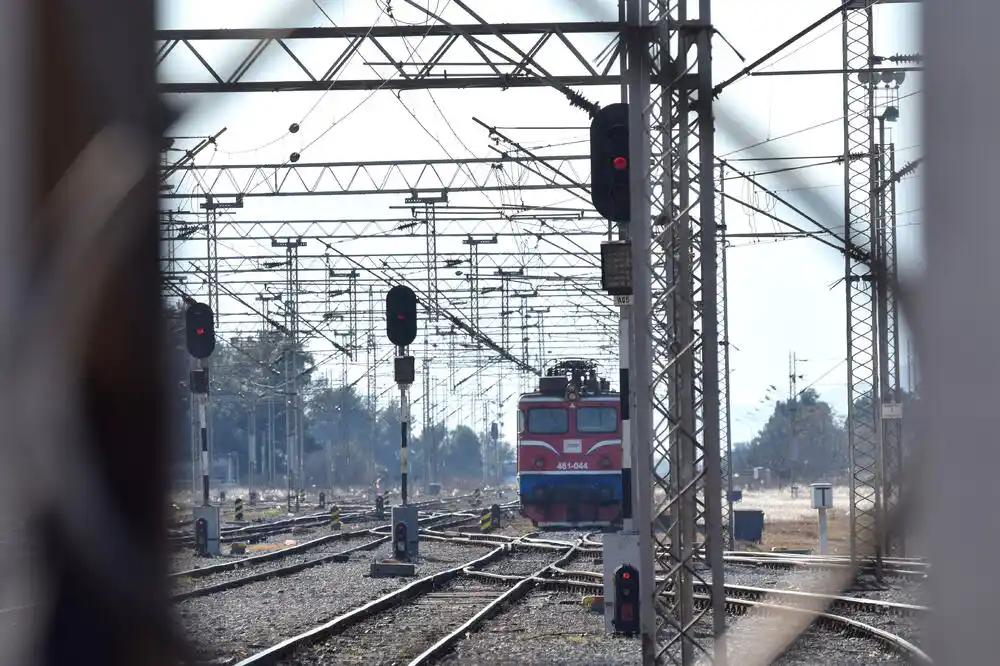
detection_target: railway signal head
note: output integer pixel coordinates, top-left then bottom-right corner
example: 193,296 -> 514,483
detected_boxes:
613,564 -> 640,635
185,302 -> 216,359
393,521 -> 409,561
385,285 -> 418,347
590,102 -> 631,223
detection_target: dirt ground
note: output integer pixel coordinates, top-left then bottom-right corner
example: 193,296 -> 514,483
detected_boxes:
733,487 -> 852,555
740,512 -> 850,555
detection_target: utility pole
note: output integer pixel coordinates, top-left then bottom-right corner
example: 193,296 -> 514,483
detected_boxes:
199,194 -> 243,321
257,290 -> 280,488
463,234 -> 497,458
717,161 -> 735,550
422,357 -> 432,491
875,74 -> 906,558
247,391 -> 257,499
367,285 -> 378,485
330,268 -> 360,490
404,192 -> 445,494
788,352 -> 805,487
272,237 -> 306,504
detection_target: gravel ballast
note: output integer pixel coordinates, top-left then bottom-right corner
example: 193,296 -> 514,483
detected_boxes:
175,540 -> 495,664
281,578 -> 517,665
441,589 -> 638,666
171,531 -> 389,596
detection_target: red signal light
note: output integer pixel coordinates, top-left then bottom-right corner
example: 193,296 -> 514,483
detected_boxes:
397,314 -> 406,320
196,327 -> 205,335
621,571 -> 631,580
613,156 -> 627,170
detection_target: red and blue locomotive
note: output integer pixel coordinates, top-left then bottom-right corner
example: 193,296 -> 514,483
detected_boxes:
517,359 -> 622,529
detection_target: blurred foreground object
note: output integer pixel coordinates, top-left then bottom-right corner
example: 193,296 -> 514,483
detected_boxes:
921,0 -> 1000,663
0,1 -> 181,665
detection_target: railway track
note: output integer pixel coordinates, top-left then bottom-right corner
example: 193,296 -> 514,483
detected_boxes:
227,533 -> 586,666
168,493 -> 481,547
170,508 -> 518,601
579,533 -> 928,580
216,524 -> 924,666
176,510 -> 924,664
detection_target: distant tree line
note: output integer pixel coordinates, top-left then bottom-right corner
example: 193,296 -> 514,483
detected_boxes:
730,386 -> 919,485
165,301 -> 512,488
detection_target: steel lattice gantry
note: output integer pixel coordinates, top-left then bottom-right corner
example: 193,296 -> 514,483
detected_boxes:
627,0 -> 727,662
160,154 -> 590,199
842,0 -> 881,571
155,23 -> 621,93
842,0 -> 917,568
159,12 -> 729,663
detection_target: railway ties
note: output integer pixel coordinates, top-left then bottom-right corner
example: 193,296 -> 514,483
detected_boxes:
170,500 -> 505,601
176,509 -> 927,664
230,537 -> 585,666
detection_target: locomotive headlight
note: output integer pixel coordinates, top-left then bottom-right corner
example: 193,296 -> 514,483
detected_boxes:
599,456 -> 612,468
535,457 -> 545,468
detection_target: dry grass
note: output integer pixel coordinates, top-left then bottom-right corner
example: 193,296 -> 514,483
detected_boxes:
734,486 -> 851,555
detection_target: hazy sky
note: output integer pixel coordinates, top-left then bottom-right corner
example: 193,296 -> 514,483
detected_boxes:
159,0 -> 922,448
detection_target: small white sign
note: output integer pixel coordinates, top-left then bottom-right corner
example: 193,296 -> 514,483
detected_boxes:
881,402 -> 903,420
613,294 -> 634,306
563,439 -> 582,454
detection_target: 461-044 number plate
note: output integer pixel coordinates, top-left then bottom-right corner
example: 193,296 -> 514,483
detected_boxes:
556,461 -> 590,470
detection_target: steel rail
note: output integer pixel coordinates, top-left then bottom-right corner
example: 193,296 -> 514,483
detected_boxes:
407,542 -> 583,664
230,544 -> 519,666
539,577 -> 930,664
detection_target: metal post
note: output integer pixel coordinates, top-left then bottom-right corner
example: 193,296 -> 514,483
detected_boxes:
248,401 -> 256,497
624,0 -> 656,656
818,507 -> 829,555
400,344 -> 410,506
718,162 -> 735,550
190,356 -> 199,494
268,394 -> 275,487
695,7 -> 728,657
198,391 -> 209,506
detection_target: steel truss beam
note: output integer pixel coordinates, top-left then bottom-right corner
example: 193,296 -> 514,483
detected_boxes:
639,0 -> 727,662
842,1 -> 881,572
161,154 -> 589,199
167,251 -> 604,277
155,22 -> 621,93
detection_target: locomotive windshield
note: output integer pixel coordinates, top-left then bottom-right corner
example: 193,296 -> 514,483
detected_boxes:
576,406 -> 618,433
526,407 -> 569,434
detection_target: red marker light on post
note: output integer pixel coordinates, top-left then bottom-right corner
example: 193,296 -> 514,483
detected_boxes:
613,156 -> 627,170
196,327 -> 205,335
